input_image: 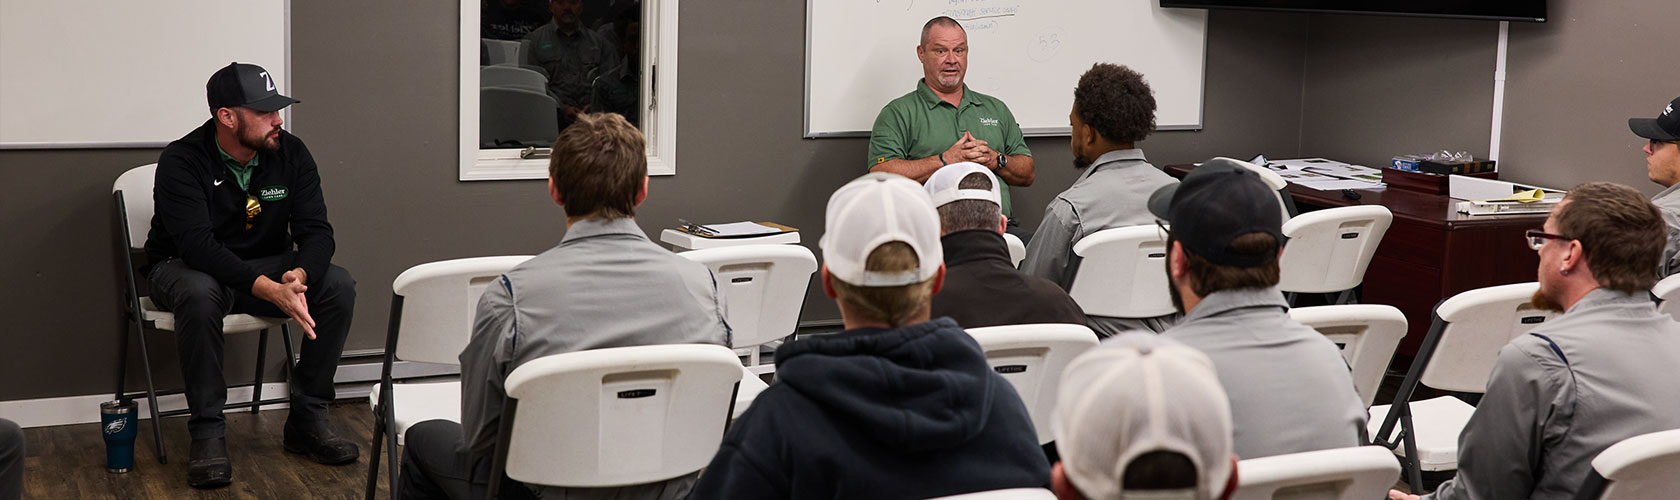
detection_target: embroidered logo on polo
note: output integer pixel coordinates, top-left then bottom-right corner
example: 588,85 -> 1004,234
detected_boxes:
979,117 -> 1000,127
259,186 -> 289,202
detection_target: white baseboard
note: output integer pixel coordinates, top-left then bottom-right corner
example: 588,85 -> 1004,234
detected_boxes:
0,383 -> 291,429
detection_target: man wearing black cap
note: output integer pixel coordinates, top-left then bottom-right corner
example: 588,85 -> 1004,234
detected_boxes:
1147,159 -> 1366,460
1628,96 -> 1680,277
146,62 -> 357,488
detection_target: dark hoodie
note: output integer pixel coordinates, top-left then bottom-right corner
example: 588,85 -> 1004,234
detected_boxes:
687,317 -> 1049,499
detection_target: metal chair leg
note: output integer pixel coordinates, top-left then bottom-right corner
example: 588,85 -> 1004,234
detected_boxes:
365,400 -> 386,500
1401,409 -> 1424,492
134,323 -> 168,464
252,328 -> 269,413
385,401 -> 400,499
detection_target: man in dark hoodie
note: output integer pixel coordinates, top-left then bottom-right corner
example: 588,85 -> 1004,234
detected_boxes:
687,173 -> 1050,499
146,62 -> 357,488
923,162 -> 1086,328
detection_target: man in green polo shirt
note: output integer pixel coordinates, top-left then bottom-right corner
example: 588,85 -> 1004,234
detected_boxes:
869,16 -> 1035,222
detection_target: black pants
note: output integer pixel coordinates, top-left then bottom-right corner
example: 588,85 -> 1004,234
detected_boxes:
398,419 -> 534,500
0,418 -> 21,500
147,254 -> 355,440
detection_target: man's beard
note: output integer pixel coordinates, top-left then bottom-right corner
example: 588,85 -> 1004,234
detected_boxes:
1530,287 -> 1565,313
237,120 -> 280,152
1074,153 -> 1092,170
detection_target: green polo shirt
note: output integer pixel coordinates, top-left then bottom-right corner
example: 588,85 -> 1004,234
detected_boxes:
215,143 -> 259,191
868,79 -> 1031,216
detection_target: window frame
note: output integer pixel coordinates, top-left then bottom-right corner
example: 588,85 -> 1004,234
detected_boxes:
458,0 -> 677,180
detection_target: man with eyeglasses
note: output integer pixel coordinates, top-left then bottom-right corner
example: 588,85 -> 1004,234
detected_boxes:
1630,96 -> 1680,276
1390,182 -> 1680,500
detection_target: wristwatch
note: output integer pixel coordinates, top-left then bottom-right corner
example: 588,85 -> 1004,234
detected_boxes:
994,153 -> 1007,172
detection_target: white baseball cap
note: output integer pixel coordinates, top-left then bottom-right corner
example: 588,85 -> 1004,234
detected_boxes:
820,173 -> 943,287
923,162 -> 1001,208
1053,333 -> 1234,500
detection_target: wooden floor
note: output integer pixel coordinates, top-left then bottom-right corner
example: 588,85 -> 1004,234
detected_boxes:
22,402 -> 393,499
19,372 -> 1421,499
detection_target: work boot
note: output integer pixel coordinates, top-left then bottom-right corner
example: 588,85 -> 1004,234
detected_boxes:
283,418 -> 359,465
187,437 -> 232,488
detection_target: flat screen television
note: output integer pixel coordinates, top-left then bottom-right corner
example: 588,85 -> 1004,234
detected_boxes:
1158,0 -> 1546,23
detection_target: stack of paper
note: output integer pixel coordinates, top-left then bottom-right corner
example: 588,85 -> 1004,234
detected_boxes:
1262,158 -> 1387,191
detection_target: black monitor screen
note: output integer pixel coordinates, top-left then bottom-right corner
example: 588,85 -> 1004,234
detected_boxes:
1159,0 -> 1546,22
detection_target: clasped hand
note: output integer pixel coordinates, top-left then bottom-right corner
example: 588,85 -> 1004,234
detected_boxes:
942,132 -> 997,169
252,268 -> 317,339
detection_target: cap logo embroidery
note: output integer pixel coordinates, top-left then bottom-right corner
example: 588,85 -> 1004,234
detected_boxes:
1665,104 -> 1673,117
260,71 -> 275,91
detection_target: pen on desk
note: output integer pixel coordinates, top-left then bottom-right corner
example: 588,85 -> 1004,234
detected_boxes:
679,219 -> 716,236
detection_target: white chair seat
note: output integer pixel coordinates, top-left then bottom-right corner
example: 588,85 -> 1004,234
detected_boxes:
927,488 -> 1056,499
368,381 -> 462,446
1368,396 -> 1475,470
138,297 -> 289,333
734,365 -> 767,420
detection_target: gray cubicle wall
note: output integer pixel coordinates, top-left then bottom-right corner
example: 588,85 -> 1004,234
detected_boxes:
0,4 -> 1308,402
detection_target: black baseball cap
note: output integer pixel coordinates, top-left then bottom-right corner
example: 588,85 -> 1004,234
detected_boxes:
1629,96 -> 1680,142
206,62 -> 297,112
1146,158 -> 1283,267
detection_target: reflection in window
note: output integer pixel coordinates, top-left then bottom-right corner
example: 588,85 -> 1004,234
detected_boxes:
480,0 -> 642,149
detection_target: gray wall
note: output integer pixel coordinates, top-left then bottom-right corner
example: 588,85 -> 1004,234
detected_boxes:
1298,14 -> 1497,168
1499,0 -> 1680,194
5,0 -> 1658,402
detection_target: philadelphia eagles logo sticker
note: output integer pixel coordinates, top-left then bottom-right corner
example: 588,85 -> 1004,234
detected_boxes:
259,186 -> 289,202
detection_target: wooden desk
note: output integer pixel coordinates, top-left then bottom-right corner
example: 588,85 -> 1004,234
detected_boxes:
1165,164 -> 1546,355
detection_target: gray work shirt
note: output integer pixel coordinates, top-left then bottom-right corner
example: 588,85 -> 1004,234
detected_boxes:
1651,184 -> 1680,277
1427,289 -> 1680,500
1161,286 -> 1366,459
459,217 -> 730,499
523,21 -> 619,108
1020,149 -> 1181,334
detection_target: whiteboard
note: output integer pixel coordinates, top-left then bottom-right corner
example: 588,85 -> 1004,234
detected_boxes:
0,1 -> 289,148
806,0 -> 1207,137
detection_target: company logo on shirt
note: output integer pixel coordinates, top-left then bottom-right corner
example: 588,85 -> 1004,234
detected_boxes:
979,117 -> 999,127
259,186 -> 289,202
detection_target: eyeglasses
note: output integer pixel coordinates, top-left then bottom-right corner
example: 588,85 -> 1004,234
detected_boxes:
1651,139 -> 1677,148
1524,229 -> 1570,251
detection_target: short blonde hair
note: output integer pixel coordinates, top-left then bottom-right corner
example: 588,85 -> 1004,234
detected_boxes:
830,242 -> 935,327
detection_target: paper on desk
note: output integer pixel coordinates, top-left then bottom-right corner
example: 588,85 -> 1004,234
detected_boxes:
1262,158 -> 1386,191
702,221 -> 783,236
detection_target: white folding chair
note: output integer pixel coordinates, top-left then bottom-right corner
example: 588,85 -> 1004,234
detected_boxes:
1229,446 -> 1401,500
1652,273 -> 1680,322
480,65 -> 547,93
480,87 -> 559,148
111,163 -> 296,465
1003,232 -> 1027,268
1577,428 -> 1680,500
1289,304 -> 1407,407
1066,225 -> 1174,319
485,344 -> 743,498
1367,282 -> 1555,490
678,244 -> 816,419
1215,156 -> 1297,221
964,324 -> 1099,444
364,256 -> 533,500
927,488 -> 1057,499
481,38 -> 522,66
1278,205 -> 1393,304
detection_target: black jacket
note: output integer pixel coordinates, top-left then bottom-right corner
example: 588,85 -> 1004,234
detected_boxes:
145,120 -> 334,289
687,317 -> 1050,499
931,230 -> 1089,329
